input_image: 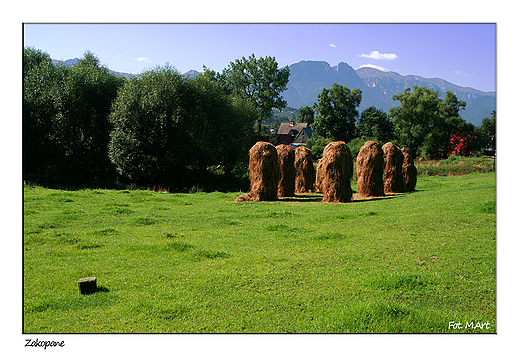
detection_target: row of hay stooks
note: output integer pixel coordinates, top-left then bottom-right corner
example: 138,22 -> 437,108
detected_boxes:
236,141 -> 417,203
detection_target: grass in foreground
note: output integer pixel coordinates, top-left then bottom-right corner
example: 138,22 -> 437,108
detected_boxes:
23,172 -> 496,333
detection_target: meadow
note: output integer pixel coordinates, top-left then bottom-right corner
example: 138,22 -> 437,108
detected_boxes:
23,171 -> 496,333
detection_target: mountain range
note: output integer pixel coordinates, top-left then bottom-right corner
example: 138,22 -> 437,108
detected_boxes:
52,58 -> 495,126
284,60 -> 495,126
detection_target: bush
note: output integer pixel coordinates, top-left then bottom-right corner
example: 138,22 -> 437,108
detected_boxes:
347,137 -> 380,160
306,136 -> 333,160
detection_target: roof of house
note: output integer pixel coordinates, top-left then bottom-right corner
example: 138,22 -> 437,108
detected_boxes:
293,127 -> 313,144
277,122 -> 308,136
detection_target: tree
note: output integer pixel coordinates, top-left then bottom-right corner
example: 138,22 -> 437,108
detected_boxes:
296,105 -> 315,125
184,72 -> 256,182
306,136 -> 333,160
52,51 -> 125,182
23,48 -> 64,178
389,86 -> 442,158
312,83 -> 362,142
357,106 -> 394,143
108,65 -> 256,190
221,54 -> 290,134
108,66 -> 187,188
476,111 -> 496,150
432,91 -> 471,157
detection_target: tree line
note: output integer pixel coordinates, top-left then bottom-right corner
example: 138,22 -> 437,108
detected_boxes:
302,83 -> 495,160
24,47 -> 495,191
24,49 -> 289,191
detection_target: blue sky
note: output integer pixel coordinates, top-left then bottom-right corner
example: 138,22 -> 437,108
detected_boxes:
24,23 -> 496,92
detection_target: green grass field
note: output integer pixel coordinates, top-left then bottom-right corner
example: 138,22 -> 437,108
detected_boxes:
23,172 -> 496,333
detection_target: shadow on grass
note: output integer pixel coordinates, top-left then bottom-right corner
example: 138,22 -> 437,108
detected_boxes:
279,194 -> 324,203
240,190 -> 415,204
82,286 -> 110,295
351,192 -> 415,203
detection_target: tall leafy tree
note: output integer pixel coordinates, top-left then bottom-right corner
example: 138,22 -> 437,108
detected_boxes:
357,106 -> 394,143
23,48 -> 65,177
296,105 -> 315,125
53,51 -> 125,182
312,83 -> 362,142
109,65 -> 255,190
109,66 -> 188,188
476,111 -> 496,150
433,91 -> 471,157
221,54 -> 290,134
389,85 -> 442,158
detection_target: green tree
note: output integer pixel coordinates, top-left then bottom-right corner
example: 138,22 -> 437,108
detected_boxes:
357,106 -> 394,143
109,65 -> 255,190
312,83 -> 362,142
420,90 -> 473,158
24,49 -> 125,185
389,86 -> 442,158
23,48 -> 64,178
221,54 -> 290,134
53,51 -> 125,182
296,105 -> 315,125
476,111 -> 496,150
109,66 -> 187,188
306,136 -> 333,160
185,73 -> 256,182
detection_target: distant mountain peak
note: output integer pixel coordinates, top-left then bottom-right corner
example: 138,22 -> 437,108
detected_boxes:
284,60 -> 494,126
183,70 -> 200,78
52,58 -> 80,66
49,57 -> 495,126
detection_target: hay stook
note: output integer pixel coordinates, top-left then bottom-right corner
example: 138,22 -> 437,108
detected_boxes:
236,141 -> 280,202
315,141 -> 353,203
356,141 -> 385,197
276,144 -> 296,198
382,142 -> 405,194
401,147 -> 417,192
294,146 -> 315,194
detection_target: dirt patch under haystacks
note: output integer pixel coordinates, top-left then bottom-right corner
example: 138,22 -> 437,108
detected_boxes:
294,146 -> 315,194
236,141 -> 280,202
315,141 -> 353,203
356,141 -> 385,197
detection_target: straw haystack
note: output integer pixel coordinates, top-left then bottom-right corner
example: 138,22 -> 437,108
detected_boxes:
356,141 -> 385,197
382,142 -> 405,194
236,141 -> 280,202
276,144 -> 296,198
315,141 -> 353,203
402,147 -> 417,192
294,146 -> 315,193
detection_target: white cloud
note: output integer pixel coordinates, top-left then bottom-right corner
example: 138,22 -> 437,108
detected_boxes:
454,70 -> 469,77
330,43 -> 337,48
136,57 -> 151,63
358,51 -> 398,60
359,64 -> 388,71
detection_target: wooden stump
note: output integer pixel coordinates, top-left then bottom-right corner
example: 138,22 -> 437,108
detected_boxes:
78,277 -> 97,294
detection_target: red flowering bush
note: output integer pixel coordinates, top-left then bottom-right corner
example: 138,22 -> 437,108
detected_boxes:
449,132 -> 477,156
